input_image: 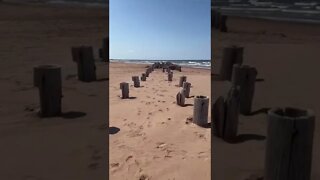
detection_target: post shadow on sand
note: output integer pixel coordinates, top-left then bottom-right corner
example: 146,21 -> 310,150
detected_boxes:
245,107 -> 270,116
95,78 -> 109,82
186,95 -> 195,98
36,111 -> 87,119
118,96 -> 137,99
109,126 -> 120,135
181,104 -> 193,107
227,134 -> 266,144
199,122 -> 211,129
61,111 -> 87,119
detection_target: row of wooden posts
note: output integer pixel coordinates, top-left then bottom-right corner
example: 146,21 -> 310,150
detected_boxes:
33,37 -> 108,117
120,63 -> 209,127
213,45 -> 315,180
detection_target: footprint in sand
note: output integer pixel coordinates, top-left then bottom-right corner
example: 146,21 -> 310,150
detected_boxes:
146,96 -> 151,98
158,109 -> 163,112
126,155 -> 133,162
139,174 -> 150,180
167,117 -> 171,120
166,108 -> 170,111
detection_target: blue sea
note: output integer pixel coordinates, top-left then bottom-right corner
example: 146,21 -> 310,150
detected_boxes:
110,59 -> 211,69
213,0 -> 320,24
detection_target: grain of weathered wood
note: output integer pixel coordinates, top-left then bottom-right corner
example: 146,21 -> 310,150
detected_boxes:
231,65 -> 257,115
223,86 -> 240,142
265,108 -> 315,180
33,65 -> 62,117
182,82 -> 191,98
176,89 -> 185,106
71,46 -> 96,82
120,82 -> 129,99
213,96 -> 225,137
193,96 -> 209,126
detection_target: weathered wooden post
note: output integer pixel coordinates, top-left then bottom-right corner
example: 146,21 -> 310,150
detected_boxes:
220,15 -> 228,32
179,76 -> 187,87
219,46 -> 243,81
71,46 -> 96,82
168,72 -> 173,81
141,73 -> 146,81
193,96 -> 209,126
223,86 -> 240,142
182,82 -> 191,98
99,37 -> 108,61
176,89 -> 185,106
132,76 -> 140,87
213,96 -> 225,138
145,69 -> 150,77
265,107 -> 315,180
167,68 -> 171,74
162,68 -> 165,72
33,65 -> 62,117
231,65 -> 257,115
120,82 -> 129,99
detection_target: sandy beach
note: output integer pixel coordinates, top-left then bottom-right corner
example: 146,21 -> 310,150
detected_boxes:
212,16 -> 320,179
109,62 -> 211,180
0,2 -> 108,180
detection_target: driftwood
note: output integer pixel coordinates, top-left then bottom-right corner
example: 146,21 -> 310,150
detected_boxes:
33,65 -> 62,117
265,108 -> 315,180
179,76 -> 187,87
223,86 -> 240,142
193,96 -> 209,126
220,46 -> 243,81
120,82 -> 129,99
71,46 -> 96,82
231,65 -> 257,115
176,89 -> 185,106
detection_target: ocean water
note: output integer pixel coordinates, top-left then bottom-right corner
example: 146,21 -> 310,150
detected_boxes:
213,1 -> 320,24
110,59 -> 211,69
4,0 -> 108,7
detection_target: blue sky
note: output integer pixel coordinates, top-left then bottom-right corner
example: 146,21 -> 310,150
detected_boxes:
110,0 -> 210,60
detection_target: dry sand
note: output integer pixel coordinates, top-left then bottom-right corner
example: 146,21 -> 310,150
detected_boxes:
212,16 -> 320,180
0,2 -> 108,180
109,62 -> 211,180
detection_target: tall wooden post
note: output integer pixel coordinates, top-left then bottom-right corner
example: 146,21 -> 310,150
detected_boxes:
231,65 -> 257,115
141,73 -> 146,81
265,108 -> 315,180
223,86 -> 240,142
99,37 -> 108,61
213,96 -> 225,138
182,82 -> 191,98
168,72 -> 173,81
71,46 -> 96,82
219,46 -> 243,81
120,82 -> 129,99
179,76 -> 187,87
132,76 -> 140,87
176,89 -> 185,106
193,96 -> 209,126
33,65 -> 62,117
220,15 -> 228,32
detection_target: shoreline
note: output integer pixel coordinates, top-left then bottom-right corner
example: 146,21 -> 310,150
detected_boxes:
110,61 -> 211,70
